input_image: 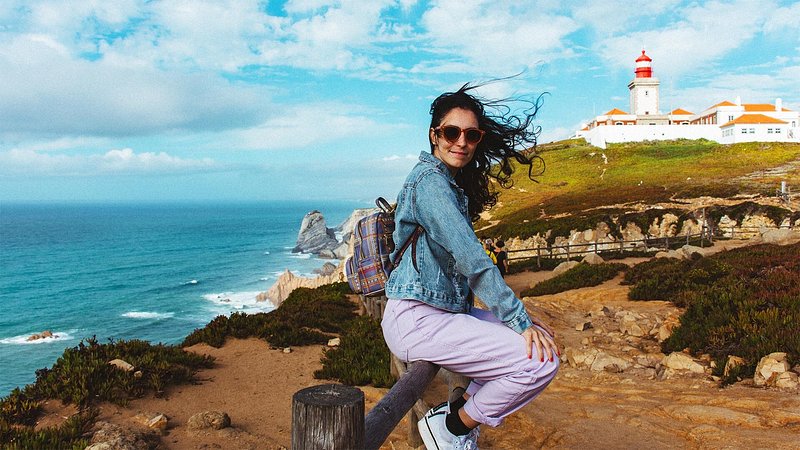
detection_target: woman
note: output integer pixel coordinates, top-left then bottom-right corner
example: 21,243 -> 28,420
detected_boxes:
382,83 -> 559,450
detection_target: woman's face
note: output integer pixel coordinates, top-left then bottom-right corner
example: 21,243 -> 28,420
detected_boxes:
430,107 -> 480,175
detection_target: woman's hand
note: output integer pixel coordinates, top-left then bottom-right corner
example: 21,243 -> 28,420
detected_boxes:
521,318 -> 559,362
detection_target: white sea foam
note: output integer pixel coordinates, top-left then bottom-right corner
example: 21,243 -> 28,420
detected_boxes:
289,252 -> 312,259
0,331 -> 74,345
122,311 -> 175,320
202,291 -> 276,313
263,251 -> 271,255
183,279 -> 199,285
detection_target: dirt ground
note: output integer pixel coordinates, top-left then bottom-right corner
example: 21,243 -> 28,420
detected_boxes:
70,240 -> 800,449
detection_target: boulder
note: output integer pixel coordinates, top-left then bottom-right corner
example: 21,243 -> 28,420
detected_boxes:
187,411 -> 231,431
775,372 -> 799,389
564,347 -> 598,368
552,260 -> 580,277
619,314 -> 645,337
575,321 -> 592,331
327,337 -> 340,347
662,352 -> 705,374
26,330 -> 54,341
87,421 -> 158,450
590,353 -> 631,373
754,352 -> 790,387
133,412 -> 168,431
109,359 -> 135,372
582,253 -> 604,265
761,229 -> 800,245
723,356 -> 745,378
293,211 -> 339,254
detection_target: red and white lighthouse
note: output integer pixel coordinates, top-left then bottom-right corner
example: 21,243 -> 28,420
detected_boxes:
634,50 -> 653,78
628,49 -> 660,116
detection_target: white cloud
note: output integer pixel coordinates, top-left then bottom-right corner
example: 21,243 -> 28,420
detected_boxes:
0,147 -> 217,176
570,1 -> 682,35
382,154 -> 418,161
0,34 -> 269,137
420,1 -> 579,73
230,103 -> 389,150
596,0 -> 777,79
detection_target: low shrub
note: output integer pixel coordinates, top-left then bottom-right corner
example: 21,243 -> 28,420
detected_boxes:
29,337 -> 213,407
182,282 -> 358,349
625,242 -> 800,383
624,257 -> 730,305
0,408 -> 97,450
520,262 -> 628,297
315,316 -> 395,388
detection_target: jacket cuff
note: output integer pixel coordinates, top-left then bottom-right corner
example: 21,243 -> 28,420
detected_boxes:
506,312 -> 533,334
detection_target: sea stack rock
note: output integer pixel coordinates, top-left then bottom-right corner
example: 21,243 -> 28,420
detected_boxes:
293,210 -> 339,255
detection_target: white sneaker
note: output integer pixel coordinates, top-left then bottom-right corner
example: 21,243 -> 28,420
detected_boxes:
418,402 -> 479,450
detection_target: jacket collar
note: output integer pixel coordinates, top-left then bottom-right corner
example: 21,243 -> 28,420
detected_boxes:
418,151 -> 457,184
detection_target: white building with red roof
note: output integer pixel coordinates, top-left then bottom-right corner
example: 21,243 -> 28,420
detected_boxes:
577,51 -> 799,147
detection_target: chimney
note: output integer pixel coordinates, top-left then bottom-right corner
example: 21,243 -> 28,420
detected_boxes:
776,98 -> 783,111
735,96 -> 741,106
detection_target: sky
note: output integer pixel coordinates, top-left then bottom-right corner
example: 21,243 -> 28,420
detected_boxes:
1,0 -> 799,204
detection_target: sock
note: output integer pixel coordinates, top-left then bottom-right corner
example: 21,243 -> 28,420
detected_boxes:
449,395 -> 467,412
445,411 -> 472,436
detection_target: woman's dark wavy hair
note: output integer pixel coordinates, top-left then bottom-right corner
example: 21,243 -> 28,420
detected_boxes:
429,82 -> 545,222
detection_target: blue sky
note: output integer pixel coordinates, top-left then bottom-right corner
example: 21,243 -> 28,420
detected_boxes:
1,0 -> 798,203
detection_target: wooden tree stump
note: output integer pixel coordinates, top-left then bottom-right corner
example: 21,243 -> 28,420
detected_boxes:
292,384 -> 364,450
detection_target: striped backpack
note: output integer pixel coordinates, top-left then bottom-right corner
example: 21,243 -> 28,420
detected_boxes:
345,197 -> 423,296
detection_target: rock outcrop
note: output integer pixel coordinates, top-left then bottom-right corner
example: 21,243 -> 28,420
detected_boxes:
26,330 -> 54,341
257,268 -> 343,307
293,211 -> 339,255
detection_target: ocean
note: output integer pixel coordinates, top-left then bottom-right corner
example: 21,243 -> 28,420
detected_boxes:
0,201 -> 363,397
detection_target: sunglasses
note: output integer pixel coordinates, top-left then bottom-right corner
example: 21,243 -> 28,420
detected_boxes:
435,125 -> 485,145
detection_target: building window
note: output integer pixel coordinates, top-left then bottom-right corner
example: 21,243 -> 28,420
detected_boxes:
645,111 -> 649,115
741,128 -> 747,134
749,128 -> 755,134
776,128 -> 782,134
728,115 -> 734,122
768,128 -> 773,134
793,121 -> 796,127
615,121 -> 623,125
645,91 -> 649,96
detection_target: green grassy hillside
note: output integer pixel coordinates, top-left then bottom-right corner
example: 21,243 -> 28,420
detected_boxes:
481,139 -> 800,239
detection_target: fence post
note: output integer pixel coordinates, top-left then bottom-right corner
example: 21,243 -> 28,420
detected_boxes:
364,361 -> 440,450
292,384 -> 365,450
536,247 -> 541,269
565,243 -> 570,261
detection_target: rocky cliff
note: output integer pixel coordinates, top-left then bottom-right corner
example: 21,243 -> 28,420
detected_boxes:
257,266 -> 344,307
292,211 -> 339,255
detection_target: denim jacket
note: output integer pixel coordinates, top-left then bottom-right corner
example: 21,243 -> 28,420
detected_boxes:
386,151 -> 533,334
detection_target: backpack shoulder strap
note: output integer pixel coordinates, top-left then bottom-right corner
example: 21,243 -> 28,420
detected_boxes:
392,225 -> 423,272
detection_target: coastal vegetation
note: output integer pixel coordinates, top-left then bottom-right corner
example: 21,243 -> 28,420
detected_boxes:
316,316 -> 395,387
623,242 -> 800,384
182,282 -> 357,348
479,139 -> 800,241
521,262 -> 628,297
0,337 -> 213,449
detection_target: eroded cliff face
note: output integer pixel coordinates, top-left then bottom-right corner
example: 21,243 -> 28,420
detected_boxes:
256,266 -> 344,307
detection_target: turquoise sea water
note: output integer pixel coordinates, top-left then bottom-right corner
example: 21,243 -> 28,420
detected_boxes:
0,201 -> 361,397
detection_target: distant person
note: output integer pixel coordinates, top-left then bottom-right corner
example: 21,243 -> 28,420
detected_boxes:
494,240 -> 508,277
482,238 -> 497,265
382,83 -> 559,450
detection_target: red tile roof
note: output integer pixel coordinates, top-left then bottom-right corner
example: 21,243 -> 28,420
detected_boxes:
720,113 -> 788,127
604,108 -> 629,115
744,103 -> 793,112
670,108 -> 694,115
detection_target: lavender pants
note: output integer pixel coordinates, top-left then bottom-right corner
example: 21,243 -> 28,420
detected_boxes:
381,299 -> 559,427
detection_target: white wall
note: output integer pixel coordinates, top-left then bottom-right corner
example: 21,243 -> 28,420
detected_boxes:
583,125 -> 719,148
